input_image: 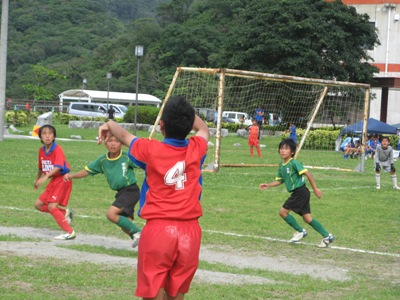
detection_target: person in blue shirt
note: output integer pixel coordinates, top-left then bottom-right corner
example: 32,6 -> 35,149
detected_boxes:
289,122 -> 297,143
340,135 -> 357,158
397,129 -> 400,153
255,105 -> 264,139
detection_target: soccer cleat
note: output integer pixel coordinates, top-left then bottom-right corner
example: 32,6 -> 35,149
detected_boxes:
318,234 -> 334,248
65,208 -> 74,224
290,229 -> 307,242
376,185 -> 381,190
54,231 -> 76,240
343,155 -> 349,159
393,186 -> 400,190
132,231 -> 141,248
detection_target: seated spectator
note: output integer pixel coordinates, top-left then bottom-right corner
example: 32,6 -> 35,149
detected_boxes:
352,139 -> 362,158
340,135 -> 360,159
369,134 -> 381,158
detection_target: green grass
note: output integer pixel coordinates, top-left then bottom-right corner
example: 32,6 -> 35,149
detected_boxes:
1,130 -> 399,299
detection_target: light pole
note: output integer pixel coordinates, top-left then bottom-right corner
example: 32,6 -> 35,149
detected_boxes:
134,45 -> 144,135
106,72 -> 112,110
79,78 -> 87,102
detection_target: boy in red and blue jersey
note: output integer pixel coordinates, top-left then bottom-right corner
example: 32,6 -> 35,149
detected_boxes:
98,96 -> 210,300
34,124 -> 75,240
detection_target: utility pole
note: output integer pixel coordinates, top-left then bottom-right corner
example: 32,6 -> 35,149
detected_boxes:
0,0 -> 9,142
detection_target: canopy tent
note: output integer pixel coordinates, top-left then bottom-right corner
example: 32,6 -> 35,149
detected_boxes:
58,89 -> 162,107
390,123 -> 400,129
340,118 -> 398,136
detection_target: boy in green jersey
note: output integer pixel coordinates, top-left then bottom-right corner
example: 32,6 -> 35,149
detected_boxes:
64,135 -> 142,247
259,138 -> 334,248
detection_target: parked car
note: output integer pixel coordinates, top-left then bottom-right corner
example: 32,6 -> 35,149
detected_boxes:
214,116 -> 236,125
195,108 -> 217,122
68,102 -> 127,118
222,111 -> 252,126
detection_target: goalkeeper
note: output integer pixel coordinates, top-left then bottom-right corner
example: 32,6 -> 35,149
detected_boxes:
374,136 -> 400,190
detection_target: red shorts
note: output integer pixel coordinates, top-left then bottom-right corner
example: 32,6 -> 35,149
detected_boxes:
248,137 -> 259,147
135,219 -> 202,298
39,176 -> 72,207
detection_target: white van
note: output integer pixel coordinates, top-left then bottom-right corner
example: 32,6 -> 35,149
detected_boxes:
68,102 -> 127,118
222,111 -> 252,126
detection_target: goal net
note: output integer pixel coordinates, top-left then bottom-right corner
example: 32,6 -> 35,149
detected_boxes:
151,67 -> 370,172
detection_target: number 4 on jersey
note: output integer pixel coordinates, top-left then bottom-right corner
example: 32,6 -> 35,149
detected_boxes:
164,161 -> 187,190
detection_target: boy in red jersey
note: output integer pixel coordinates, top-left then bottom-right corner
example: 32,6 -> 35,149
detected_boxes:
98,97 -> 209,300
247,118 -> 262,157
34,125 -> 75,240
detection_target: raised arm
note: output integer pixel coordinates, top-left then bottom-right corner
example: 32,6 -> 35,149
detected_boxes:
193,115 -> 210,142
98,120 -> 136,147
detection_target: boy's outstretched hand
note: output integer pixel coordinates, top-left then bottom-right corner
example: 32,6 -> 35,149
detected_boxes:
313,188 -> 323,199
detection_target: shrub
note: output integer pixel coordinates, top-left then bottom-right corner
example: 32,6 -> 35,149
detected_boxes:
5,111 -> 31,126
281,128 -> 341,150
124,106 -> 160,124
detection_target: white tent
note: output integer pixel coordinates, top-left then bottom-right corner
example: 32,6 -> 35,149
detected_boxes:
58,89 -> 162,107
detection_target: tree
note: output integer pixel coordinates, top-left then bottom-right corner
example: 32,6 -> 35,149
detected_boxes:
22,65 -> 67,101
214,0 -> 380,82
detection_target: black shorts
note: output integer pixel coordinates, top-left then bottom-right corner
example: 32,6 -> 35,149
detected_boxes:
282,185 -> 311,216
113,183 -> 140,219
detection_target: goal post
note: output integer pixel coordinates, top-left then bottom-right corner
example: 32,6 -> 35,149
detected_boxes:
150,67 -> 370,173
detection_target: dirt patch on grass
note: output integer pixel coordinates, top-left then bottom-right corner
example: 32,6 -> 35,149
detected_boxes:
0,226 -> 349,284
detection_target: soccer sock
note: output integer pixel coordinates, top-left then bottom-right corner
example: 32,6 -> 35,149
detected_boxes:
117,216 -> 141,237
49,208 -> 73,233
375,174 -> 381,186
250,147 -> 254,157
283,214 -> 303,232
41,205 -> 49,213
256,147 -> 262,158
391,175 -> 398,187
309,219 -> 329,238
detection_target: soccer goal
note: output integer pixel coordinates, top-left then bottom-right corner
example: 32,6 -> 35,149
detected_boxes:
150,67 -> 370,173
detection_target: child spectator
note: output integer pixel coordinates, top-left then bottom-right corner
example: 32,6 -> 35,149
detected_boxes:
397,129 -> 400,157
246,119 -> 262,158
374,136 -> 400,190
369,134 -> 381,158
64,135 -> 142,247
34,125 -> 75,240
259,138 -> 334,248
340,135 -> 360,158
97,96 -> 210,299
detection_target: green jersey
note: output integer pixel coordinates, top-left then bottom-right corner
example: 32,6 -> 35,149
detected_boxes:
85,150 -> 138,191
275,158 -> 308,192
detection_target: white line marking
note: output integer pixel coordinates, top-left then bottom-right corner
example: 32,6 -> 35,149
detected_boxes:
204,230 -> 400,258
1,206 -> 398,258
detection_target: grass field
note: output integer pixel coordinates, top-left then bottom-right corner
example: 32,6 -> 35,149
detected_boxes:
1,126 -> 399,299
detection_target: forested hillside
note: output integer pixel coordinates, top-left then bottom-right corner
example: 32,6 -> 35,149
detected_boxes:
4,0 -> 169,100
3,0 -> 379,102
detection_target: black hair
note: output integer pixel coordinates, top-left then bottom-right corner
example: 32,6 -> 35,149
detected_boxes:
278,138 -> 297,157
161,96 -> 195,140
380,136 -> 389,142
38,124 -> 56,144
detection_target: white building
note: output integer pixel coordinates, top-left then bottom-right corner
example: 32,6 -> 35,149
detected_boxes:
343,0 -> 400,125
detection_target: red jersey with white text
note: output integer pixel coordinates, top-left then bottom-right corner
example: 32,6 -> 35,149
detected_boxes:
128,136 -> 208,220
38,142 -> 71,177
